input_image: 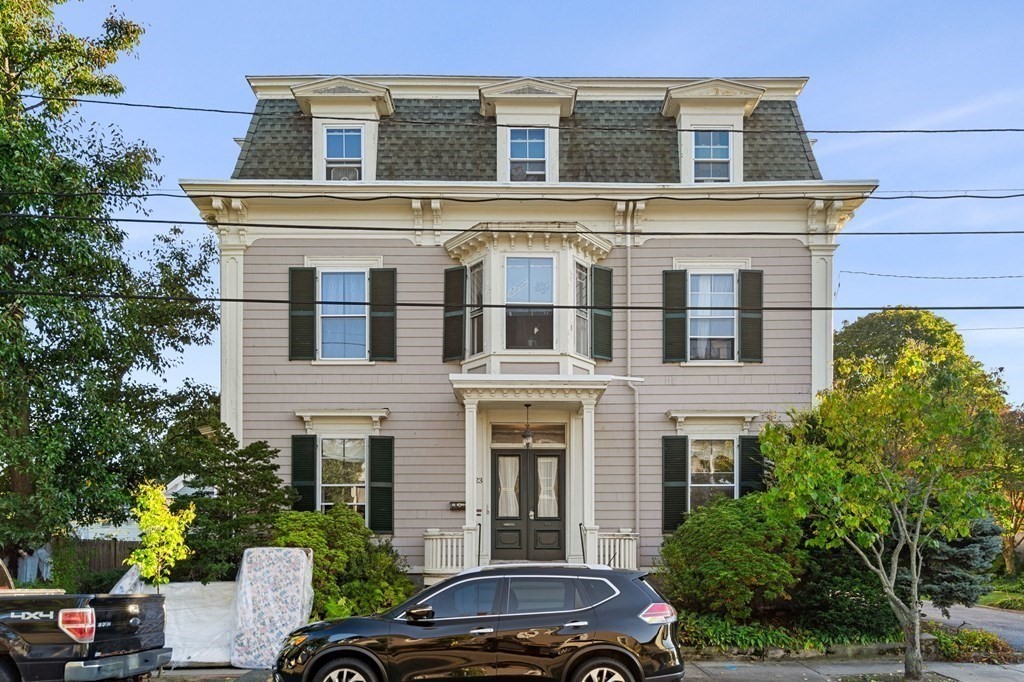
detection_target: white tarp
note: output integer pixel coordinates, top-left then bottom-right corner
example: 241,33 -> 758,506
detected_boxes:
145,581 -> 237,666
230,547 -> 314,669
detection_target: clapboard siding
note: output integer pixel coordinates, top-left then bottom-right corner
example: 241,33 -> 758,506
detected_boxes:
241,235 -> 811,569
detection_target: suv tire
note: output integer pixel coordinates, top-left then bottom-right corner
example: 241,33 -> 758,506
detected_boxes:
571,656 -> 635,682
0,658 -> 19,682
312,657 -> 377,682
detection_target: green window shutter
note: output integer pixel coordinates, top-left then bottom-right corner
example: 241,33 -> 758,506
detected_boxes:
663,270 -> 688,363
289,267 -> 316,361
443,266 -> 467,362
662,435 -> 689,533
369,268 -> 397,361
591,265 -> 613,361
368,435 -> 394,534
739,435 -> 765,495
291,434 -> 317,512
738,269 -> 764,363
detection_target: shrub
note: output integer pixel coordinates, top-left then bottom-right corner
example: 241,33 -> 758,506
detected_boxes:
791,542 -> 901,643
271,506 -> 414,620
659,493 -> 805,620
78,569 -> 128,594
990,596 -> 1024,610
923,622 -> 1020,663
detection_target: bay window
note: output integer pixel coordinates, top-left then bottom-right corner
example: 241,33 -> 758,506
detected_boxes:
505,256 -> 554,350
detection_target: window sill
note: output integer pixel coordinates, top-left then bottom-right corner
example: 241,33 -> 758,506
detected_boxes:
311,359 -> 377,366
680,360 -> 745,367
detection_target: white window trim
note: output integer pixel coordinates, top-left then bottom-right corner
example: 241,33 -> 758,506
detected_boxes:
507,127 -> 549,182
692,128 -> 732,183
574,261 -> 590,358
686,435 -> 740,512
316,267 -> 370,362
467,259 -> 486,358
503,254 -> 557,353
673,258 -> 750,366
314,120 -> 379,182
324,126 -> 365,182
306,256 -> 382,365
316,434 -> 369,519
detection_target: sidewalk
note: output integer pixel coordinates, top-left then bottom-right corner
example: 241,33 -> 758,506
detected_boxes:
689,660 -> 1024,681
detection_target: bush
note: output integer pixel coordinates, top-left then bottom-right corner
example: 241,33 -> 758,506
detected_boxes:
923,622 -> 1020,663
791,542 -> 901,643
271,506 -> 414,620
659,494 -> 805,620
990,596 -> 1024,610
78,569 -> 127,594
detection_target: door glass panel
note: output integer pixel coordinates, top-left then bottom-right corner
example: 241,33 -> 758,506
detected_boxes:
506,578 -> 582,614
428,578 -> 501,619
536,456 -> 559,518
497,455 -> 521,518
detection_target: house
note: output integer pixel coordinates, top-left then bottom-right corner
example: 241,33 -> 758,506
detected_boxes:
182,75 -> 875,583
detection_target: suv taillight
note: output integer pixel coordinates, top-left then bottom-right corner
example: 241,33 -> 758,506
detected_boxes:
59,608 -> 96,643
639,602 -> 677,625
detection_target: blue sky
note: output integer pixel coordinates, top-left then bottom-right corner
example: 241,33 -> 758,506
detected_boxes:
56,0 -> 1024,402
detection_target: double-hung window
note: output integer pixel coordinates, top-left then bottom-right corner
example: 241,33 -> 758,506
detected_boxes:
689,439 -> 736,510
509,128 -> 546,181
320,271 -> 368,359
505,257 -> 554,350
694,130 -> 730,183
325,127 -> 363,181
689,273 -> 735,361
468,262 -> 484,356
575,263 -> 590,357
320,437 -> 367,517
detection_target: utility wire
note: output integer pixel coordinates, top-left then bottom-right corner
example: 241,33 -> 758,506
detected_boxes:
5,211 -> 1024,238
5,288 -> 1024,313
17,94 -> 1024,136
840,270 -> 1024,280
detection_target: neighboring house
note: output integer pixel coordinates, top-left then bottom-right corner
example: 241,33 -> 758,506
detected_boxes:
183,75 -> 875,583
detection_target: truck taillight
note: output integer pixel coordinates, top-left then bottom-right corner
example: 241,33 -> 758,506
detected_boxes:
639,602 -> 677,625
59,608 -> 96,643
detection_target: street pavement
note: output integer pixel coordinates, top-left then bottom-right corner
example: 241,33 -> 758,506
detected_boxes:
922,602 -> 1024,652
688,660 -> 1024,680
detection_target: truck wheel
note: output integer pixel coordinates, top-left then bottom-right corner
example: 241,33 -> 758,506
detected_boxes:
312,658 -> 377,682
0,658 -> 19,682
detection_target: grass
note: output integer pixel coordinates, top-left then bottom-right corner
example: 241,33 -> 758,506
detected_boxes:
978,589 -> 1024,610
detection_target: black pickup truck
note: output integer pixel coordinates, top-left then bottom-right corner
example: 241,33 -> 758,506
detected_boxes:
0,560 -> 170,682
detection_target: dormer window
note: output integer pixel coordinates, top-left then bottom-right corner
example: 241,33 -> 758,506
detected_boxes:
509,129 -> 547,182
694,130 -> 730,183
326,127 -> 363,181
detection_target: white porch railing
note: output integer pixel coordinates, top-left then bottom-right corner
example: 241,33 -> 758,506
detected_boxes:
423,529 -> 464,583
597,531 -> 639,570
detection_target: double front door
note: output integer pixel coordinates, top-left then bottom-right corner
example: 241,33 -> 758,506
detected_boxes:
491,449 -> 565,561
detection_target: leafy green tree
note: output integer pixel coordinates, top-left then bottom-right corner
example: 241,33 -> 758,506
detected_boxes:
834,308 -> 964,365
762,343 -> 1004,681
158,383 -> 295,582
0,2 -> 217,558
996,407 -> 1024,575
126,482 -> 196,592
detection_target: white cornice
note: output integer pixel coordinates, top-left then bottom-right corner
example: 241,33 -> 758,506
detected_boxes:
662,79 -> 766,118
294,408 -> 390,435
290,76 -> 395,116
479,78 -> 577,117
450,374 -> 612,406
666,410 -> 761,434
444,222 -> 612,262
247,75 -> 809,101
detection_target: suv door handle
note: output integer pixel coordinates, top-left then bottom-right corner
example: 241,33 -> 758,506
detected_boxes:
563,620 -> 588,628
469,627 -> 494,635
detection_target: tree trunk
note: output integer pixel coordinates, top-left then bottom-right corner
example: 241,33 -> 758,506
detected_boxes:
1004,536 -> 1019,576
903,618 -> 924,682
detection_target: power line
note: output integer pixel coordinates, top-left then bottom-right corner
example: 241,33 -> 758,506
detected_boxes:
5,288 -> 1024,313
840,270 -> 1024,281
18,94 -> 1024,136
9,212 -> 1024,238
959,326 -> 1024,331
5,211 -> 1024,238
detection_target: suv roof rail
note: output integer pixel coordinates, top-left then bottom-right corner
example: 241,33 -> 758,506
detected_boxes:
458,562 -> 613,575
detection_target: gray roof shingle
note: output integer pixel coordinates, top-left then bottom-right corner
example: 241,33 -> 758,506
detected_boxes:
231,97 -> 822,183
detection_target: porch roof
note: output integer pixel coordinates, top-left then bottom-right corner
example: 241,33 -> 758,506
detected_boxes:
449,374 -> 613,406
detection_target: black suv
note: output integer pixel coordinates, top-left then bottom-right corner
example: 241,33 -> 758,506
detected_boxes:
275,563 -> 683,682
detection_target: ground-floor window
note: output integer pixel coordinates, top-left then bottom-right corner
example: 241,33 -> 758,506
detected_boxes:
688,438 -> 737,510
320,437 -> 367,518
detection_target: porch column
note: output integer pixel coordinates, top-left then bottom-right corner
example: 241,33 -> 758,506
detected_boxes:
581,398 -> 599,562
809,243 -> 838,398
220,243 -> 245,440
462,399 -> 480,568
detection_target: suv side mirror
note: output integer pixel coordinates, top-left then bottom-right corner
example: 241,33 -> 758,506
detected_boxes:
406,605 -> 434,622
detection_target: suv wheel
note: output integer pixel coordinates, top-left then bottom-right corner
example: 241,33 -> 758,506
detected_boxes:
313,658 -> 377,682
0,658 -> 18,682
572,657 -> 635,682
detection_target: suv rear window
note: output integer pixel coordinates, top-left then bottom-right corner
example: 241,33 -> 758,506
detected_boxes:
581,578 -> 616,605
506,577 -> 584,614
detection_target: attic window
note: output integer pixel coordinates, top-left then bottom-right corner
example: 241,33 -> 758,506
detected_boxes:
509,128 -> 546,181
694,130 -> 730,183
326,127 -> 363,181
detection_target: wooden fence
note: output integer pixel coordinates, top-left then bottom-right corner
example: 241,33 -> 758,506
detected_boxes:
71,538 -> 140,573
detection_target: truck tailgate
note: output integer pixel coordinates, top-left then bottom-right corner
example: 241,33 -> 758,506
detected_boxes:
89,594 -> 165,657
